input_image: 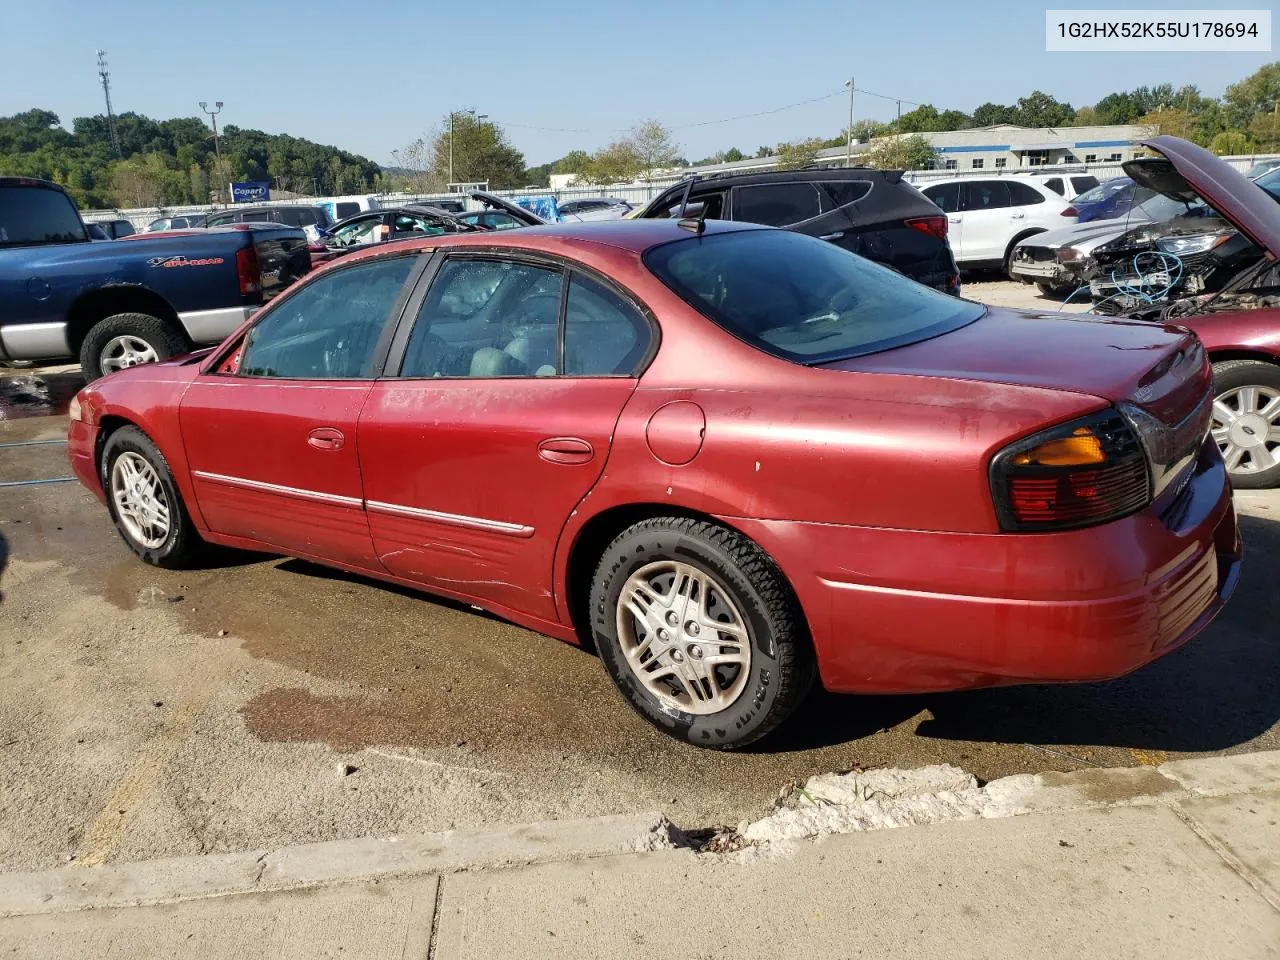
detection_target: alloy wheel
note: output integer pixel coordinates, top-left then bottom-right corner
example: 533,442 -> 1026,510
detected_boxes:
100,335 -> 159,373
1211,385 -> 1280,475
110,452 -> 171,549
615,560 -> 752,716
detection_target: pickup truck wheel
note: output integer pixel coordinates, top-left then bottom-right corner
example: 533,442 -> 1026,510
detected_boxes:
1211,359 -> 1280,490
79,313 -> 189,381
101,425 -> 203,568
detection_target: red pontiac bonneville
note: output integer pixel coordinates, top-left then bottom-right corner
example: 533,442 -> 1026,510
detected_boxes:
66,217 -> 1241,749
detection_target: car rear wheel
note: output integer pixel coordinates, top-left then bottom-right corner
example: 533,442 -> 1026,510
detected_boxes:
80,313 -> 189,382
1210,359 -> 1280,489
101,425 -> 203,567
588,517 -> 815,749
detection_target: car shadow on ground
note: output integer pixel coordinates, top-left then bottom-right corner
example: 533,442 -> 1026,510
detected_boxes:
769,513 -> 1280,756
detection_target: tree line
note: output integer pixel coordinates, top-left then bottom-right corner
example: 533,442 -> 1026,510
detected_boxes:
0,108 -> 381,209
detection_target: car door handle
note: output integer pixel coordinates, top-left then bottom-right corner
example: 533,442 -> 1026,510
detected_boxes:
538,437 -> 594,465
948,217 -> 962,223
1010,212 -> 1026,219
819,231 -> 844,241
307,427 -> 345,451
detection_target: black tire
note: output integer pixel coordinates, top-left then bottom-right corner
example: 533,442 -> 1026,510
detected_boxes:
588,517 -> 816,750
100,425 -> 203,568
1035,281 -> 1072,298
79,312 -> 189,382
1211,359 -> 1280,490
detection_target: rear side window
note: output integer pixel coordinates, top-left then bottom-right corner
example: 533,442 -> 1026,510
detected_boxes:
0,185 -> 86,246
1006,181 -> 1046,206
662,192 -> 724,219
960,181 -> 1011,211
1042,177 -> 1065,196
1071,176 -> 1099,194
564,273 -> 649,376
733,183 -> 822,226
645,230 -> 983,364
921,182 -> 960,213
206,213 -> 237,226
334,202 -> 360,220
818,181 -> 872,209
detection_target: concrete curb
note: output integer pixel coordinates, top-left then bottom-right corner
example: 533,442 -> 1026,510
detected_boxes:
3,750 -> 1277,920
0,812 -> 668,919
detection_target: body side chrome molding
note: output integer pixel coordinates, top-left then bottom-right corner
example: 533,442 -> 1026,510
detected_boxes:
366,499 -> 535,538
191,470 -> 535,536
0,322 -> 71,361
191,470 -> 364,508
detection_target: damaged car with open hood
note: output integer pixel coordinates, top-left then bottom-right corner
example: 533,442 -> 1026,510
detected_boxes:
1084,138 -> 1280,320
1073,136 -> 1280,489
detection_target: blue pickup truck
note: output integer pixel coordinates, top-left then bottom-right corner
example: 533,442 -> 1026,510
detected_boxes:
0,177 -> 311,380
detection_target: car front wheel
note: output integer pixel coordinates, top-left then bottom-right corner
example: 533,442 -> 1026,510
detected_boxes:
588,517 -> 815,749
1211,359 -> 1280,489
101,425 -> 203,567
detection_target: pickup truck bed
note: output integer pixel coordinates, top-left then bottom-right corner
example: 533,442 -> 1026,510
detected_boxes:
1,177 -> 310,379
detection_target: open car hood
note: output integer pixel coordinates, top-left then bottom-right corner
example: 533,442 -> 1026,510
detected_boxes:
1125,136 -> 1280,258
470,191 -> 548,226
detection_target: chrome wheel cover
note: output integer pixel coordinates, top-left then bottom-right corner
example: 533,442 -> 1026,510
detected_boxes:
100,335 -> 159,373
615,560 -> 751,716
1211,385 -> 1280,475
110,452 -> 171,549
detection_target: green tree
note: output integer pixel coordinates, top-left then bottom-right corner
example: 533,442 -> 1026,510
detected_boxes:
623,119 -> 680,180
896,104 -> 941,133
1013,91 -> 1075,127
430,112 -> 525,189
553,149 -> 592,175
722,146 -> 745,162
1209,131 -> 1251,155
972,102 -> 1016,126
1223,62 -> 1280,130
577,140 -> 643,184
863,134 -> 937,171
776,137 -> 825,169
1248,111 -> 1280,151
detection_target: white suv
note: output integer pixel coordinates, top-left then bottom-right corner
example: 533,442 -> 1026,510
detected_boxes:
916,176 -> 1078,272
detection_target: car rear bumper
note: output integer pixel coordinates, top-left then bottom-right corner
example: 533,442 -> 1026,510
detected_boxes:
724,438 -> 1241,694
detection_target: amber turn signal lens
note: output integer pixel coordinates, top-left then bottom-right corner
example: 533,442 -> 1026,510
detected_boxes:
1011,427 -> 1105,467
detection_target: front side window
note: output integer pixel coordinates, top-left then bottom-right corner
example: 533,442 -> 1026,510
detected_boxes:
394,214 -> 445,236
239,256 -> 414,379
661,191 -> 725,219
644,230 -> 983,365
329,216 -> 383,246
401,259 -> 563,378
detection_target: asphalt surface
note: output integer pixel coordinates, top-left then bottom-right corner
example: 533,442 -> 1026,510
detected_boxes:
2,288 -> 1278,871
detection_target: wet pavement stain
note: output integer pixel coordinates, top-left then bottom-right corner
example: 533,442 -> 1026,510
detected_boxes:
0,370 -> 84,421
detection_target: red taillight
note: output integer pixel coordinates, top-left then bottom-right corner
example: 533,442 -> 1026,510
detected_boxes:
905,215 -> 947,240
236,246 -> 261,296
991,411 -> 1150,532
1061,206 -> 1078,217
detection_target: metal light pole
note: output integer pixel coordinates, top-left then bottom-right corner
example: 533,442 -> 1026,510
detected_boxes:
448,109 -> 486,190
199,101 -> 224,202
845,77 -> 855,167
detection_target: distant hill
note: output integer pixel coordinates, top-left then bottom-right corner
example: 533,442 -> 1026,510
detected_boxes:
0,108 -> 383,209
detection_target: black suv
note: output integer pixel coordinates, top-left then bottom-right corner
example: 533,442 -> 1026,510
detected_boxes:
638,168 -> 960,293
204,204 -> 332,234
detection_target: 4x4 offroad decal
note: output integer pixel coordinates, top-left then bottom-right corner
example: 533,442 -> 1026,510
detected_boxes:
147,255 -> 225,268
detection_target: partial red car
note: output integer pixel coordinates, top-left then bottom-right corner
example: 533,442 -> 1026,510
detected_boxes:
1112,136 -> 1280,490
67,217 -> 1240,749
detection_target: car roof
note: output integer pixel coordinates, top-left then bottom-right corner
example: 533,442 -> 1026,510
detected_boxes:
0,175 -> 67,192
337,218 -> 757,264
672,167 -> 901,192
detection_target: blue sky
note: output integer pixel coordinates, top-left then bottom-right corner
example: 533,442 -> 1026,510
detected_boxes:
1,0 -> 1273,166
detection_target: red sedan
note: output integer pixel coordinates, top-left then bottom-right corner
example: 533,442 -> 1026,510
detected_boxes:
66,219 -> 1241,749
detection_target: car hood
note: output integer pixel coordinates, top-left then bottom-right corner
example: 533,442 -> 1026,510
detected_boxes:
1019,218 -> 1142,252
470,191 -> 548,226
1125,136 -> 1280,258
824,305 -> 1204,423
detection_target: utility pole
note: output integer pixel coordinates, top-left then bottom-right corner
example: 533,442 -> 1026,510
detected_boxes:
845,77 -> 855,167
448,108 -> 487,190
896,99 -> 902,130
199,101 -> 224,203
96,50 -> 122,158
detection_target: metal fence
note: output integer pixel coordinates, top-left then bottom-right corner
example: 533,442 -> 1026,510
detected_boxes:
87,153 -> 1278,231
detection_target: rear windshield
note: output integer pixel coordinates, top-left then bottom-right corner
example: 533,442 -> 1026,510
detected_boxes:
334,202 -> 360,220
0,185 -> 86,247
644,229 -> 983,364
